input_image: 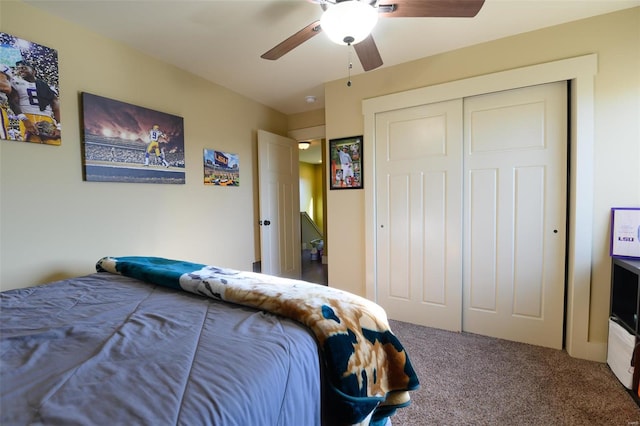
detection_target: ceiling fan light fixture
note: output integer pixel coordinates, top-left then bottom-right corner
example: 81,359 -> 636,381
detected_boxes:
299,141 -> 311,150
320,0 -> 378,46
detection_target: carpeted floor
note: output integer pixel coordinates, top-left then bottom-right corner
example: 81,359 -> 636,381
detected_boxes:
389,319 -> 640,425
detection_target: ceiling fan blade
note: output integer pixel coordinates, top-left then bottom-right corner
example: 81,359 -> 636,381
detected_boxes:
261,21 -> 322,60
354,35 -> 383,72
378,0 -> 485,18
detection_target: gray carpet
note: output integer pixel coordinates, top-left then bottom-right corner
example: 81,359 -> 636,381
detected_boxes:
389,319 -> 640,425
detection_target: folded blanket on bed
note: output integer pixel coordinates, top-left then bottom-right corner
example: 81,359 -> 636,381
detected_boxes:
96,256 -> 419,426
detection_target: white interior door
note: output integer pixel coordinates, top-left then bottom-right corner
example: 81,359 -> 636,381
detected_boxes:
462,82 -> 567,349
375,99 -> 463,332
257,130 -> 301,279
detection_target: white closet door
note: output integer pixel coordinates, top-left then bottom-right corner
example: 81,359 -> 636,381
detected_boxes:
375,99 -> 463,332
462,82 -> 567,349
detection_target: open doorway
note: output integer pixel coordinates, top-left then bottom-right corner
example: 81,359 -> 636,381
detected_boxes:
296,134 -> 328,285
289,125 -> 328,285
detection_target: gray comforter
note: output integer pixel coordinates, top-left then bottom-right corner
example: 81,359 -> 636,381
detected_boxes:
0,273 -> 321,425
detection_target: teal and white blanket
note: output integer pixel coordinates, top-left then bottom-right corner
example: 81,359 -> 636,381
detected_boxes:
96,256 -> 419,425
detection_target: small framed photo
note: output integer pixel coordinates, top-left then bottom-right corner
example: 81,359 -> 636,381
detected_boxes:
203,149 -> 239,186
611,207 -> 640,259
329,135 -> 363,190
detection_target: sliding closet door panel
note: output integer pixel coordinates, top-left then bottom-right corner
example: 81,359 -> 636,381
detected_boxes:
463,81 -> 567,349
376,99 -> 463,332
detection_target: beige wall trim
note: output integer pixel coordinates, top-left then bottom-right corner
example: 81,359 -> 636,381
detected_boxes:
288,125 -> 326,142
363,54 -> 603,361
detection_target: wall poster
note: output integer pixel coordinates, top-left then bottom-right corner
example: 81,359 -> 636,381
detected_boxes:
329,135 -> 363,190
204,149 -> 239,186
81,92 -> 185,184
0,32 -> 61,145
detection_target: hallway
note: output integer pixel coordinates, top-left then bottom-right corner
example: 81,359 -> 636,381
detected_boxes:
301,249 -> 327,286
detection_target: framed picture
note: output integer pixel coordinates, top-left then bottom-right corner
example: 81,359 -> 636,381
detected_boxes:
610,207 -> 640,259
0,32 -> 61,145
204,149 -> 240,186
329,135 -> 363,190
81,92 -> 185,184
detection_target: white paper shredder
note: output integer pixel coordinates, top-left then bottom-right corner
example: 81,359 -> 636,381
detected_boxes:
607,317 -> 636,389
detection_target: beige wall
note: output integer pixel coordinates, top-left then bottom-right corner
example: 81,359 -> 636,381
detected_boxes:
325,7 -> 640,353
0,1 -> 288,290
299,162 -> 324,230
299,162 -> 316,220
288,108 -> 325,132
299,161 -> 324,246
312,161 -> 324,232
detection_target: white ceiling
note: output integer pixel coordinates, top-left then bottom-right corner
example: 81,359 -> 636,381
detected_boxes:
23,0 -> 640,116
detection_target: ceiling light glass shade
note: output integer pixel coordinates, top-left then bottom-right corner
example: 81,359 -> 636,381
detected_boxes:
320,1 -> 378,45
298,141 -> 311,150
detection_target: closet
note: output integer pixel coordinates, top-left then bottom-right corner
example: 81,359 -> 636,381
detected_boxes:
373,81 -> 567,349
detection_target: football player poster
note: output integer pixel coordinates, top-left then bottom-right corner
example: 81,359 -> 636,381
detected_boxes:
0,32 -> 61,145
81,92 -> 185,184
329,135 -> 363,190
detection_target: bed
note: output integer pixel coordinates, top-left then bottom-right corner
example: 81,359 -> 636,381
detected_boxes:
0,256 -> 419,425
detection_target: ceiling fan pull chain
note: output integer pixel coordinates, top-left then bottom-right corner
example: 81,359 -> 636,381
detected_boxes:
347,42 -> 353,87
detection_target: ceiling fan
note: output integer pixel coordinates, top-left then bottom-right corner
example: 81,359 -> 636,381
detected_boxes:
261,0 -> 486,72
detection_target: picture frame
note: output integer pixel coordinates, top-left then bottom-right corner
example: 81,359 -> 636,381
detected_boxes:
203,149 -> 240,186
0,32 -> 61,145
81,92 -> 185,184
329,135 -> 363,190
610,207 -> 640,259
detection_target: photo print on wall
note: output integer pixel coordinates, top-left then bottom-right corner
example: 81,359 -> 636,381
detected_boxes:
0,32 -> 61,145
81,92 -> 185,184
329,135 -> 363,190
204,149 -> 239,186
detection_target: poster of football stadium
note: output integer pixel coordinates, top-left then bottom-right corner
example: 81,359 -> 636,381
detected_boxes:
0,32 -> 61,145
81,92 -> 185,184
203,149 -> 239,186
